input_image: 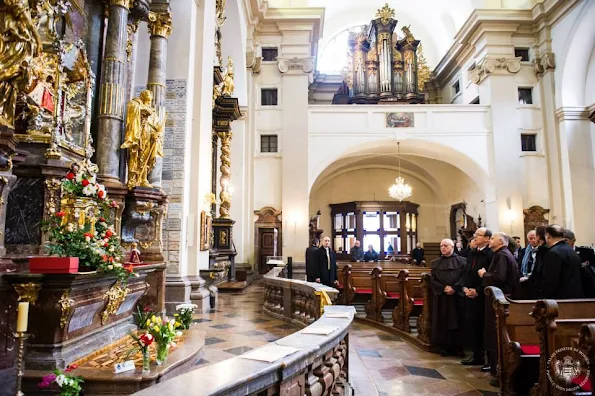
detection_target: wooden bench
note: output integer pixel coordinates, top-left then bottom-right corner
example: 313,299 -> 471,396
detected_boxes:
531,299 -> 595,395
417,273 -> 433,345
486,287 -> 595,396
392,270 -> 426,332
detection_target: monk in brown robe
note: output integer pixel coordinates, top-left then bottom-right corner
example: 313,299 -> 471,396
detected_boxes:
430,238 -> 467,357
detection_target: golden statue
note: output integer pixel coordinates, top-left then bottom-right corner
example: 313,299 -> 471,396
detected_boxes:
0,0 -> 43,128
402,25 -> 415,43
121,90 -> 166,189
221,56 -> 234,97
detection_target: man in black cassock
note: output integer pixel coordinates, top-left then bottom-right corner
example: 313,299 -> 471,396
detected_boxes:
314,236 -> 338,287
430,238 -> 466,357
478,232 -> 520,385
411,243 -> 425,265
305,238 -> 319,282
461,228 -> 494,369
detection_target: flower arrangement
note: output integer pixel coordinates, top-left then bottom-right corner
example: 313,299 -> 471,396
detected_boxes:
38,365 -> 83,396
127,331 -> 154,374
174,303 -> 197,330
41,164 -> 136,282
134,305 -> 157,330
146,315 -> 183,365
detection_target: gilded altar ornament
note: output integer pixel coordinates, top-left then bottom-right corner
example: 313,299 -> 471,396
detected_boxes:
58,290 -> 74,329
221,57 -> 235,97
13,282 -> 42,305
376,3 -> 395,25
148,10 -> 173,38
218,131 -> 232,219
0,0 -> 43,128
121,90 -> 166,189
101,281 -> 129,325
215,0 -> 227,66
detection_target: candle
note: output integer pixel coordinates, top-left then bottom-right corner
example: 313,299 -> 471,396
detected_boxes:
16,302 -> 29,333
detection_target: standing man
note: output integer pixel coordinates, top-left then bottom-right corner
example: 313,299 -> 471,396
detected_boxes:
305,238 -> 319,282
539,225 -> 584,299
519,230 -> 538,277
430,239 -> 467,357
478,232 -> 520,385
512,236 -> 523,264
460,228 -> 493,369
411,242 -> 425,265
315,236 -> 338,287
350,240 -> 364,262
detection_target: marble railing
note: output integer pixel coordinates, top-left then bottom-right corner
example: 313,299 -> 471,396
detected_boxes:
133,305 -> 356,396
262,267 -> 340,327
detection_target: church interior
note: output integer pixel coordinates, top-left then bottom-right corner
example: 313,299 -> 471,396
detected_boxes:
0,0 -> 594,395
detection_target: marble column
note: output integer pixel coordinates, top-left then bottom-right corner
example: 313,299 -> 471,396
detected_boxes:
147,10 -> 173,188
96,0 -> 131,185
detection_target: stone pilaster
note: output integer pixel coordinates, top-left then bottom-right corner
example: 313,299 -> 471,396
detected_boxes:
96,0 -> 131,185
147,8 -> 173,188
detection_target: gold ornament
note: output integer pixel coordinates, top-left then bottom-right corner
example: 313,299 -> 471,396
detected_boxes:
101,281 -> 129,325
218,131 -> 232,219
148,11 -> 173,38
121,90 -> 166,189
367,46 -> 377,62
13,282 -> 42,305
0,0 -> 43,128
214,0 -> 226,66
417,44 -> 431,92
402,25 -> 415,43
59,290 -> 74,329
221,57 -> 235,97
376,3 -> 395,25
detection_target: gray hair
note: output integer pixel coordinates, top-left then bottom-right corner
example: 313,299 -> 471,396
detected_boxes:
440,238 -> 454,247
493,232 -> 509,246
527,230 -> 536,238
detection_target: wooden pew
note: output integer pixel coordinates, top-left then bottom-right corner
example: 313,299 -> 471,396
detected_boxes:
531,299 -> 595,395
417,273 -> 433,345
392,270 -> 426,332
364,267 -> 387,322
578,324 -> 595,392
486,287 -> 595,396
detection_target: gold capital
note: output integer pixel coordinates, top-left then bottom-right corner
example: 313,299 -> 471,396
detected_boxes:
148,11 -> 173,38
109,0 -> 132,8
13,283 -> 42,305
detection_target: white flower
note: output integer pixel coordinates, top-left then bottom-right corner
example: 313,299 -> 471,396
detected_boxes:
109,247 -> 114,252
66,224 -> 74,233
75,172 -> 83,183
89,176 -> 97,184
49,207 -> 55,214
107,265 -> 113,270
82,184 -> 97,196
114,263 -> 122,268
100,222 -> 107,227
175,303 -> 197,311
176,331 -> 183,337
55,374 -> 66,387
85,236 -> 91,242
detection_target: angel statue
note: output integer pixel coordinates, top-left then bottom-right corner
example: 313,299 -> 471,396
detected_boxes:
221,56 -> 235,97
0,0 -> 43,128
121,90 -> 166,189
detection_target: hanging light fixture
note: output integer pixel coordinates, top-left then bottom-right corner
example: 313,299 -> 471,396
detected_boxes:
388,142 -> 412,201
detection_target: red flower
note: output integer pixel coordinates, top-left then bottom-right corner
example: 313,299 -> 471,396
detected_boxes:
102,254 -> 108,262
83,232 -> 93,239
105,229 -> 113,238
108,256 -> 114,263
110,200 -> 118,208
143,306 -> 153,313
139,333 -> 153,347
55,212 -> 66,217
65,364 -> 78,373
126,264 -> 134,273
99,217 -> 106,223
103,243 -> 109,248
66,172 -> 75,180
81,179 -> 90,187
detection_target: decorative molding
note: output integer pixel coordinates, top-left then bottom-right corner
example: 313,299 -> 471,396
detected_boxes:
277,56 -> 315,74
148,11 -> 173,37
469,57 -> 521,85
555,106 -> 590,121
13,283 -> 42,305
246,51 -> 262,74
109,0 -> 132,8
534,51 -> 556,76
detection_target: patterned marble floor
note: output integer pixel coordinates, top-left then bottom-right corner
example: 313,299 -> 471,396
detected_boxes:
189,284 -> 500,396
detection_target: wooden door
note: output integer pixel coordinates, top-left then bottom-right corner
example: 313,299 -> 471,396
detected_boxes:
259,228 -> 276,274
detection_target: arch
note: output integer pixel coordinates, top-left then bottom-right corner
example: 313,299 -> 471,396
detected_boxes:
559,0 -> 595,108
309,138 -> 495,201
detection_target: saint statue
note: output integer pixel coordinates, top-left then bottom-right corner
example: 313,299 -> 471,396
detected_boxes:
221,56 -> 234,97
121,90 -> 166,189
0,0 -> 43,128
127,242 -> 142,264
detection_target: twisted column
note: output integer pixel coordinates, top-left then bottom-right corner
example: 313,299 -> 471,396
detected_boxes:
147,10 -> 173,188
218,131 -> 232,219
96,0 -> 131,184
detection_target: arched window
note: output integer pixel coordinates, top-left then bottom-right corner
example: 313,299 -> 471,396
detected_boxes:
317,25 -> 366,74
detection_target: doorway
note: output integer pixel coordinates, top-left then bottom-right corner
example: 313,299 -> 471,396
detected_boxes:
254,207 -> 282,274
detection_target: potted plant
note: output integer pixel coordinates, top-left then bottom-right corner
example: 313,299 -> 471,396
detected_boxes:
174,303 -> 197,330
38,365 -> 83,396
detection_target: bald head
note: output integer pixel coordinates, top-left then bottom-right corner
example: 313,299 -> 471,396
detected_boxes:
440,238 -> 454,256
546,224 -> 565,246
474,227 -> 492,248
527,230 -> 537,248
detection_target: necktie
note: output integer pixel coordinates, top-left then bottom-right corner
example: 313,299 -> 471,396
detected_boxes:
326,248 -> 330,270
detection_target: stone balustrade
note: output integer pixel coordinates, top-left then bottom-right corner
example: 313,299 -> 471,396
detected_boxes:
262,267 -> 339,327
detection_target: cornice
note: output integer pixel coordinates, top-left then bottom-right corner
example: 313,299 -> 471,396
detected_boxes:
554,106 -> 590,122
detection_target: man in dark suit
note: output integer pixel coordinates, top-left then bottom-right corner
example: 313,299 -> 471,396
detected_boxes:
305,238 -> 319,282
478,232 -> 520,385
538,225 -> 584,299
314,236 -> 338,287
513,236 -> 524,266
460,229 -> 493,369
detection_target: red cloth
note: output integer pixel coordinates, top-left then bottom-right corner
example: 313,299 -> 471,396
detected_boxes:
571,374 -> 592,391
387,292 -> 400,299
358,289 -> 373,294
519,344 -> 540,355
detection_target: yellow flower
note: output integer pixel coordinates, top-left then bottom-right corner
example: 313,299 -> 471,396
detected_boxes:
146,319 -> 150,327
150,315 -> 157,323
174,313 -> 179,317
154,327 -> 160,333
175,321 -> 181,328
156,316 -> 162,325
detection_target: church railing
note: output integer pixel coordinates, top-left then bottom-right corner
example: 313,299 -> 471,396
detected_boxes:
132,304 -> 356,396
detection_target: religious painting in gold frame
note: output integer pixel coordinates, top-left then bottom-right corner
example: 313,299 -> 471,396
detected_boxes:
385,112 -> 414,128
200,211 -> 212,251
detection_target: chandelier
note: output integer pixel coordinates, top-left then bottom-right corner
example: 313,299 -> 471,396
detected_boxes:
388,142 -> 412,201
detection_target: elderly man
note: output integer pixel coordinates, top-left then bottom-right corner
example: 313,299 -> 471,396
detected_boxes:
350,240 -> 364,262
411,242 -> 425,265
519,230 -> 538,277
430,238 -> 466,357
364,244 -> 379,262
478,232 -> 520,383
314,236 -> 338,287
461,228 -> 493,369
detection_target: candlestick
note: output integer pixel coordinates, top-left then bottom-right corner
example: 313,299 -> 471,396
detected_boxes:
14,332 -> 30,396
16,302 -> 29,333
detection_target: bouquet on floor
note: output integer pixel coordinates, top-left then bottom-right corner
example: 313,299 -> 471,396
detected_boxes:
146,315 -> 183,365
174,303 -> 197,330
134,305 -> 158,329
38,365 -> 83,396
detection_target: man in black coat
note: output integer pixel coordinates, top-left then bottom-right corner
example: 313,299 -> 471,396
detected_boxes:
460,229 -> 493,368
411,243 -> 425,265
305,238 -> 319,282
538,225 -> 584,299
478,232 -> 520,383
314,236 -> 338,287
